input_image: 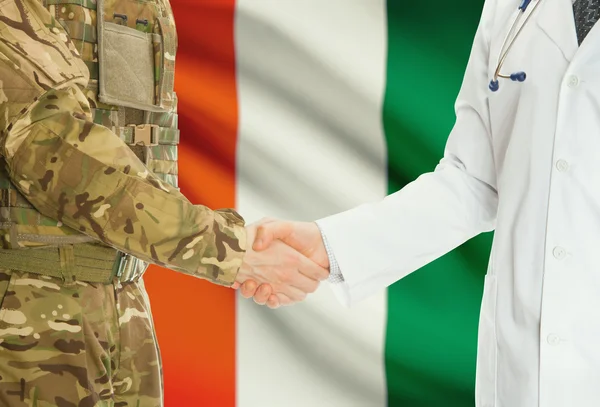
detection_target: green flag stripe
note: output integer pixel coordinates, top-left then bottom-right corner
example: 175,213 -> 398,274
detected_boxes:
382,1 -> 492,406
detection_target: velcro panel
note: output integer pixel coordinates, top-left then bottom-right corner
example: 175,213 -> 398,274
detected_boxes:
98,21 -> 156,109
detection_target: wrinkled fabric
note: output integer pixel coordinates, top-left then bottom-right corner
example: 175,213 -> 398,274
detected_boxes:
0,268 -> 162,406
0,0 -> 246,286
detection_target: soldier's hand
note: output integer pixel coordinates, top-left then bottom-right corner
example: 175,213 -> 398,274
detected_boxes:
236,219 -> 330,308
234,223 -> 329,307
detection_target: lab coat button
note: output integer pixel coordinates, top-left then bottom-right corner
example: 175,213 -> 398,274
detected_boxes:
547,334 -> 561,346
553,246 -> 566,259
567,75 -> 579,87
556,159 -> 569,172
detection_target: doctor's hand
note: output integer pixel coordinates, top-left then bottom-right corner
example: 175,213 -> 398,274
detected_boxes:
237,219 -> 330,308
233,222 -> 329,306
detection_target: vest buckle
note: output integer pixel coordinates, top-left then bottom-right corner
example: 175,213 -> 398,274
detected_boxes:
112,250 -> 147,283
128,124 -> 159,146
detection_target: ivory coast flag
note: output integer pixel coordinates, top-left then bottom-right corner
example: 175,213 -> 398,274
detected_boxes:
143,0 -> 493,406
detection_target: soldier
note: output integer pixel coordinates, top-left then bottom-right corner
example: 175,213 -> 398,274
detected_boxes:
0,0 -> 328,405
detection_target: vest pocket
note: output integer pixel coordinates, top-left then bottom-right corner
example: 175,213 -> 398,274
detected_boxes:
96,0 -> 176,113
98,21 -> 157,110
475,273 -> 498,407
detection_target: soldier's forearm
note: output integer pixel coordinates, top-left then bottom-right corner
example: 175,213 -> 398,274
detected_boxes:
4,85 -> 246,285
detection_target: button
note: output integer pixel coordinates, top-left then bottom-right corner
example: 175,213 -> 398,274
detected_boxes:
567,75 -> 579,87
51,27 -> 60,34
553,246 -> 566,260
68,12 -> 75,19
556,159 -> 569,172
547,334 -> 561,346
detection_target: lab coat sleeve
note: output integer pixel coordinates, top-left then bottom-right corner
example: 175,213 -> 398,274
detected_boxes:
317,0 -> 499,307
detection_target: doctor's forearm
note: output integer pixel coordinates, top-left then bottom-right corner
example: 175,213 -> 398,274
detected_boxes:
316,163 -> 498,303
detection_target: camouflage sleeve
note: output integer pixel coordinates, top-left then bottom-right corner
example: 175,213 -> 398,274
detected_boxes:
0,0 -> 246,286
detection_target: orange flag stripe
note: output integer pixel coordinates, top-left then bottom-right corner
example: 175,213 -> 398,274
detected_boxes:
144,0 -> 238,406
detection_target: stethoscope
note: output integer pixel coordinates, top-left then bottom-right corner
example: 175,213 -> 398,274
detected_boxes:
489,0 -> 543,91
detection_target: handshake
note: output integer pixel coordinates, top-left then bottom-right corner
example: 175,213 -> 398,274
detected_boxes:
232,219 -> 329,309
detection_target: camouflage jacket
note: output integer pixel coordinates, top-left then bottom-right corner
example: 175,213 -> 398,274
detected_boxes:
0,0 -> 246,286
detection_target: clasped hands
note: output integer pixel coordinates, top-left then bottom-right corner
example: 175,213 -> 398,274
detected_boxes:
233,219 -> 328,309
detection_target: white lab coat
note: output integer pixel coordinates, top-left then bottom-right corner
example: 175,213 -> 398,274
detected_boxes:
317,0 -> 600,405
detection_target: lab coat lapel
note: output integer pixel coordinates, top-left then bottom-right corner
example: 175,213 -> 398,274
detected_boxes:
536,0 -> 578,61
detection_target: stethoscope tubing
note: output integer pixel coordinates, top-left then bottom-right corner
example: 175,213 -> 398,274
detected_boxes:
490,0 -> 543,91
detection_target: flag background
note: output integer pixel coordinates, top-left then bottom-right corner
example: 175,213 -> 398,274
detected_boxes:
143,0 -> 493,406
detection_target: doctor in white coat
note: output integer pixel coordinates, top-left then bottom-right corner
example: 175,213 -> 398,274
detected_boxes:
238,0 -> 600,405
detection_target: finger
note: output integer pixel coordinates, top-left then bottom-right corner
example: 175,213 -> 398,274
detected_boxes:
297,253 -> 330,282
252,283 -> 273,305
278,284 -> 308,303
253,221 -> 295,251
275,293 -> 294,306
231,281 -> 240,290
240,280 -> 258,298
284,269 -> 320,295
267,294 -> 281,309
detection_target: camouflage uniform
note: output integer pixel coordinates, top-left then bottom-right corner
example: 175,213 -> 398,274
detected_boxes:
0,0 -> 246,405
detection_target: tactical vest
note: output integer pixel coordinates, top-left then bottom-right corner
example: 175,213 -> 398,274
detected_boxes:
0,0 -> 179,283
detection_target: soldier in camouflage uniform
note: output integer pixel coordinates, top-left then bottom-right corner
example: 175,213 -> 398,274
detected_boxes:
0,0 -> 329,405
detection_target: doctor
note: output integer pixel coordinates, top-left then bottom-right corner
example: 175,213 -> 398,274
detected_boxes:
237,0 -> 600,405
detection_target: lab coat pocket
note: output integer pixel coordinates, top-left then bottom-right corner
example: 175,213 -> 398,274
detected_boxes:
475,273 -> 498,407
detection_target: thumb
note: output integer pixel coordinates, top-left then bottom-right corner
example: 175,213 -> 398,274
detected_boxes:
252,221 -> 294,251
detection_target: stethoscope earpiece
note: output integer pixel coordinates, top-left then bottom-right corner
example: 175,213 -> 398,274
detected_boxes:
510,71 -> 527,82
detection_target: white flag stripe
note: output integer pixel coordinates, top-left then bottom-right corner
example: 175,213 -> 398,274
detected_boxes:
235,1 -> 389,406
